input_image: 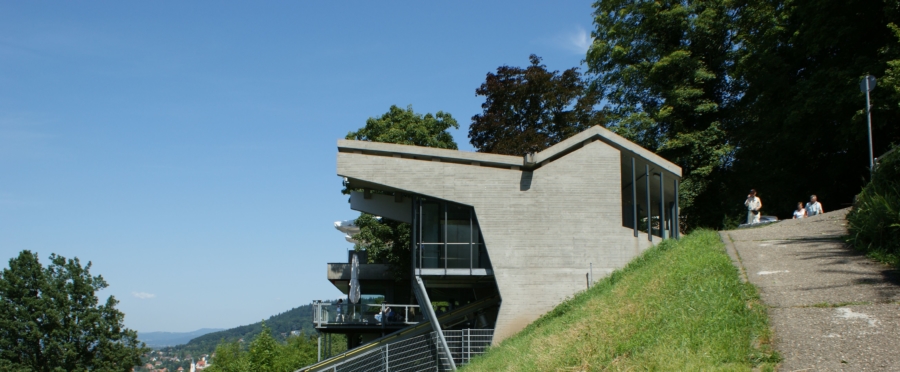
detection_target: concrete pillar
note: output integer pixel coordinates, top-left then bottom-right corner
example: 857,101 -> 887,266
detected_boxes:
659,172 -> 665,239
632,157 -> 637,237
674,179 -> 680,239
646,164 -> 651,241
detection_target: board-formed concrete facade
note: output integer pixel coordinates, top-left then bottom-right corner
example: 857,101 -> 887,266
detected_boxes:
336,126 -> 682,343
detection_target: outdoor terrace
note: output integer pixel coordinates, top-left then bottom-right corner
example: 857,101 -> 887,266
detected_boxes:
312,302 -> 422,330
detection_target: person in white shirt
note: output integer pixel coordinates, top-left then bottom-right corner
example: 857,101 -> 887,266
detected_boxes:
744,189 -> 762,224
805,194 -> 824,216
792,202 -> 807,219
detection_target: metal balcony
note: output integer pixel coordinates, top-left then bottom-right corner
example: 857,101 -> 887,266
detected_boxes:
313,302 -> 422,329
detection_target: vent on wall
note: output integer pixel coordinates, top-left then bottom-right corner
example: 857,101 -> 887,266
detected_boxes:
523,152 -> 536,167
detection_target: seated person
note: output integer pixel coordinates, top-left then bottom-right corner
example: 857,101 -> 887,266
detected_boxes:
375,304 -> 391,323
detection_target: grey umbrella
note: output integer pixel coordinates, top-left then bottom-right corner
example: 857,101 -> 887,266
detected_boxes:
349,253 -> 361,305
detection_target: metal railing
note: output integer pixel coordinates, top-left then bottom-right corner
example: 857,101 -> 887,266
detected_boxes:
313,302 -> 422,327
441,329 -> 494,367
415,244 -> 493,276
300,329 -> 493,372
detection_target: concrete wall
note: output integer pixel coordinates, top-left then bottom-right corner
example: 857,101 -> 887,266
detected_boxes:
337,139 -> 658,343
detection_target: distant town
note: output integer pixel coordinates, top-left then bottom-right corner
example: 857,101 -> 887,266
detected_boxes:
137,350 -> 212,372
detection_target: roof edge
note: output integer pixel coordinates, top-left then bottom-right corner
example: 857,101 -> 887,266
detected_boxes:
337,140 -> 522,167
337,125 -> 682,177
533,126 -> 682,177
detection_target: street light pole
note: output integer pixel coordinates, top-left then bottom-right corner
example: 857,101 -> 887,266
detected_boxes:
861,75 -> 876,177
866,80 -> 874,175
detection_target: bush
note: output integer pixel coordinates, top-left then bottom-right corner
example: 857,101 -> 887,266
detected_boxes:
847,144 -> 900,265
205,323 -> 321,372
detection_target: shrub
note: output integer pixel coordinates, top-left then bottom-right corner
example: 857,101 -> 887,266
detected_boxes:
205,322 -> 322,372
847,144 -> 900,265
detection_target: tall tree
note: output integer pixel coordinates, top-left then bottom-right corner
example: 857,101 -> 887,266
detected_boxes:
346,105 -> 458,150
587,0 -> 737,228
0,251 -> 147,372
469,54 -> 603,156
208,341 -> 250,372
248,323 -> 279,372
730,0 -> 900,216
345,105 -> 459,279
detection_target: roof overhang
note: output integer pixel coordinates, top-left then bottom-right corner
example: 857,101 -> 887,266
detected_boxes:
337,125 -> 682,178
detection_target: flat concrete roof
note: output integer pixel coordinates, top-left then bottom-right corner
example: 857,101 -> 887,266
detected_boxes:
337,125 -> 682,177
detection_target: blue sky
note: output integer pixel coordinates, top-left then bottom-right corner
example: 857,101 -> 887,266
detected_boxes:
0,1 -> 595,332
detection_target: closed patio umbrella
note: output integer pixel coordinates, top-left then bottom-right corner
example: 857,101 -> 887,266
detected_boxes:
349,253 -> 361,308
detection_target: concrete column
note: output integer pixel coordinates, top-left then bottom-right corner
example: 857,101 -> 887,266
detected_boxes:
659,172 -> 665,239
632,157 -> 637,237
674,179 -> 680,239
412,198 -> 420,283
469,207 -> 474,274
646,164 -> 651,241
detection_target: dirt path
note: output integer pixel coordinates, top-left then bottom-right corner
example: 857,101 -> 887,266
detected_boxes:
721,209 -> 900,371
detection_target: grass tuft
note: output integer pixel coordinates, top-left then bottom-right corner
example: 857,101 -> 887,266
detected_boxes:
461,230 -> 779,371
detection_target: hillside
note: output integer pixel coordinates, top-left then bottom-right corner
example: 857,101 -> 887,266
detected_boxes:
161,302 -> 322,356
138,328 -> 224,348
462,231 -> 779,371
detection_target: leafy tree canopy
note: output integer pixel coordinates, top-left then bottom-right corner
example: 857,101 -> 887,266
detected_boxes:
346,104 -> 458,149
205,323 -> 325,372
0,250 -> 147,372
729,0 -> 900,218
469,54 -> 603,156
588,0 -> 900,228
588,0 -> 736,228
352,213 -> 410,281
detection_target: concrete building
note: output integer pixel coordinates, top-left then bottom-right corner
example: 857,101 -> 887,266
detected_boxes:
305,125 -> 681,371
337,125 -> 681,341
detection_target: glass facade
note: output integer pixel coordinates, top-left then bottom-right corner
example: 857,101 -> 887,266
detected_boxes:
413,198 -> 492,271
620,153 -> 680,239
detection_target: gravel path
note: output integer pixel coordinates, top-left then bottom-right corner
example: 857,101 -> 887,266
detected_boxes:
721,209 -> 900,371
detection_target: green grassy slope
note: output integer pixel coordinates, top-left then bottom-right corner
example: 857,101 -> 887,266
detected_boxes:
462,230 -> 778,371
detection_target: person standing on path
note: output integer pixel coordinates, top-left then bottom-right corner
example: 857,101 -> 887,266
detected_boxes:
335,299 -> 344,323
745,189 -> 762,224
793,202 -> 807,219
805,194 -> 823,216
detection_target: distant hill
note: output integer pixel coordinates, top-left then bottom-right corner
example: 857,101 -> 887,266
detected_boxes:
138,328 -> 224,348
161,303 -> 319,356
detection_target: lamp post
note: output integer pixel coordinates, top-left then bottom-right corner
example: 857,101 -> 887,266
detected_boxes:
860,75 -> 876,177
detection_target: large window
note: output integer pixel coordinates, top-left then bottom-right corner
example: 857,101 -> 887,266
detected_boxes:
620,154 -> 680,239
413,198 -> 491,270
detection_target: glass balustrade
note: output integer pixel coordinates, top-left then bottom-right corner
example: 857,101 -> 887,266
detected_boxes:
312,301 -> 422,328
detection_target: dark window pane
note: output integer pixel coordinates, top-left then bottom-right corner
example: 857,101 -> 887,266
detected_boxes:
420,244 -> 442,268
446,244 -> 471,269
421,202 -> 442,243
446,204 -> 471,243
